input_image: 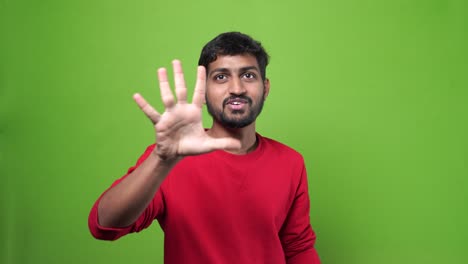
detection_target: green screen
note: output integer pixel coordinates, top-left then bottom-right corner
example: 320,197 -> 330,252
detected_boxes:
2,0 -> 467,263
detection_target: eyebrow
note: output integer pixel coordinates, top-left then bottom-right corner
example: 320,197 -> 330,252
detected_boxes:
209,66 -> 259,77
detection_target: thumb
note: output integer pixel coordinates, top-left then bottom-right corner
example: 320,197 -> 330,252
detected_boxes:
205,137 -> 242,152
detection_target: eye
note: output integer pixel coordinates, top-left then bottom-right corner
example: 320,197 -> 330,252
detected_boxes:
214,74 -> 227,81
242,72 -> 256,79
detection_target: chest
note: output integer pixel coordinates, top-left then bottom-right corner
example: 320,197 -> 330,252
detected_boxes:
162,158 -> 297,232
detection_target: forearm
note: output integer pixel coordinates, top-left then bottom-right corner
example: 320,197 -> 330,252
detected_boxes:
287,247 -> 320,264
97,152 -> 179,228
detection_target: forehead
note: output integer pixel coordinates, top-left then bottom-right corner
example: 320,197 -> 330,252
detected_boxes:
207,54 -> 259,74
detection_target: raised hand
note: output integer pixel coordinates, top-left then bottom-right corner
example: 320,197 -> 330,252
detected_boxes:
133,60 -> 241,161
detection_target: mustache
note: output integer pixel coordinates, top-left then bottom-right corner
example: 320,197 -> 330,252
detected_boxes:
223,95 -> 253,106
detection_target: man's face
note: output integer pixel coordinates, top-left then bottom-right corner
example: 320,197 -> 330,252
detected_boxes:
205,54 -> 270,129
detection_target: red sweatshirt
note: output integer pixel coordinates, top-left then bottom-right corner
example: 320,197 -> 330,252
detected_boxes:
89,135 -> 320,263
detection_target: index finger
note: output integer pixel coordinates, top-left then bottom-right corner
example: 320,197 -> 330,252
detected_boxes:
192,66 -> 206,107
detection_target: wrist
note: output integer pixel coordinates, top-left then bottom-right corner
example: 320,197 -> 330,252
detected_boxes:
151,150 -> 182,167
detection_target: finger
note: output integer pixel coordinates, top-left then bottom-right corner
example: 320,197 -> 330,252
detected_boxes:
192,66 -> 206,107
205,137 -> 241,152
133,93 -> 161,124
172,60 -> 187,103
158,68 -> 175,108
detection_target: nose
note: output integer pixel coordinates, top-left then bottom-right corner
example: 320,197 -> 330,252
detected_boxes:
228,77 -> 246,95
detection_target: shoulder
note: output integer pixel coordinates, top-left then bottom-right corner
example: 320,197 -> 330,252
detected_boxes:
258,134 -> 304,163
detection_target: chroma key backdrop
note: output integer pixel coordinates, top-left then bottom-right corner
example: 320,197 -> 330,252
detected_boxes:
2,0 -> 467,263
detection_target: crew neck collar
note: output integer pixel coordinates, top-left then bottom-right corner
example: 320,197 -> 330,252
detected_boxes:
212,133 -> 264,163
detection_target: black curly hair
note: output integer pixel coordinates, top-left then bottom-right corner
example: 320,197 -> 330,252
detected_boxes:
198,32 -> 270,80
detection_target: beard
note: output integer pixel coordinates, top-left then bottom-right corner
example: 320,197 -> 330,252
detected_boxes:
206,93 -> 265,129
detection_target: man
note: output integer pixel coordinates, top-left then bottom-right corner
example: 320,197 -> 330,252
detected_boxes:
88,32 -> 320,263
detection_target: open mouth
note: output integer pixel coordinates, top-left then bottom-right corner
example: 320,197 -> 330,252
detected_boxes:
225,97 -> 250,110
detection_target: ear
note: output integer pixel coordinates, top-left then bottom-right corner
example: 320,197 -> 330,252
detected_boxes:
263,78 -> 270,100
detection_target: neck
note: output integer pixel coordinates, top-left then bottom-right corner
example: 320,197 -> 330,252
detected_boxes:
207,121 -> 258,155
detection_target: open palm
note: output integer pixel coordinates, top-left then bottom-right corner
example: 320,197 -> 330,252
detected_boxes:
133,60 -> 240,160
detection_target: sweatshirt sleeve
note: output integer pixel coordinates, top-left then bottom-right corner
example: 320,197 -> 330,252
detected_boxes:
88,144 -> 165,241
280,164 -> 321,264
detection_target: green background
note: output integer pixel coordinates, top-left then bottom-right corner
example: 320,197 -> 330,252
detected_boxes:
2,0 -> 467,263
